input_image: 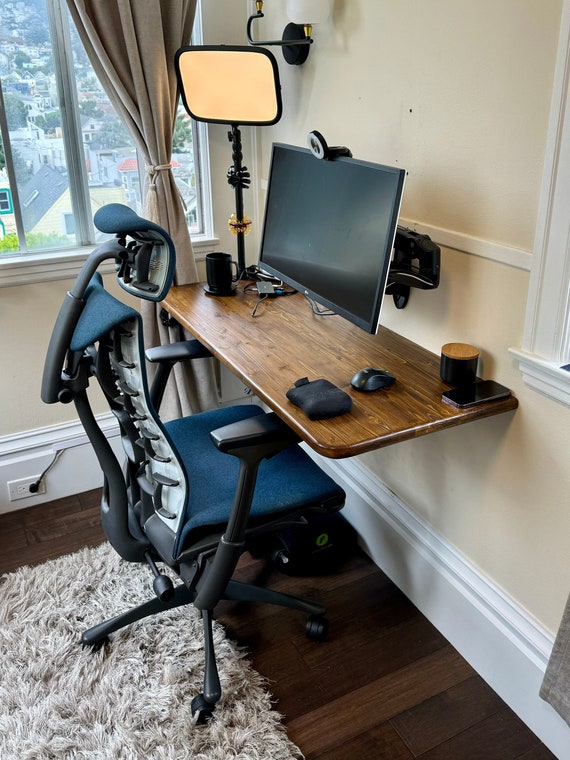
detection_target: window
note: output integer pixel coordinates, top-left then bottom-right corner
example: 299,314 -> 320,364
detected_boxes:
0,188 -> 13,214
0,0 -> 209,279
509,2 -> 570,407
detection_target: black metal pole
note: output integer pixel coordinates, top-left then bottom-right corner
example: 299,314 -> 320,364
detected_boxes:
227,124 -> 250,277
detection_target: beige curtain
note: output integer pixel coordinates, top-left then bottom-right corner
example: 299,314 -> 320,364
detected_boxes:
66,0 -> 218,417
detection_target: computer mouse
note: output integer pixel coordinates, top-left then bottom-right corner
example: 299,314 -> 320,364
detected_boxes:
350,367 -> 396,392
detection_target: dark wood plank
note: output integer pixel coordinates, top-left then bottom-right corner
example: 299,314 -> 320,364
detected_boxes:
285,646 -> 473,756
164,283 -> 518,458
312,721 -> 413,760
390,675 -> 505,754
418,709 -> 547,759
0,490 -> 105,573
517,745 -> 562,760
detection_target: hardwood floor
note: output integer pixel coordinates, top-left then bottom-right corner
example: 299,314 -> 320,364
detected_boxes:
0,490 -> 555,759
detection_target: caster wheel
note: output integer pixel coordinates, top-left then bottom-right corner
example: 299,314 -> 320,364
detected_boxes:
82,635 -> 109,652
306,615 -> 329,642
191,693 -> 215,724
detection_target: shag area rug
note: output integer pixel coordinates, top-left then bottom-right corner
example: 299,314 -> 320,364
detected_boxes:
0,543 -> 303,760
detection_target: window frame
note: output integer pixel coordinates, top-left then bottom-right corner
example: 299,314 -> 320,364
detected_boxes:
509,1 -> 570,406
0,0 -> 215,288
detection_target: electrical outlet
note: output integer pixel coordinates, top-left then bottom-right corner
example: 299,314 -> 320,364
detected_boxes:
7,476 -> 45,502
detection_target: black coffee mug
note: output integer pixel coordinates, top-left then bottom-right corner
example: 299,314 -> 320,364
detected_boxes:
204,252 -> 238,295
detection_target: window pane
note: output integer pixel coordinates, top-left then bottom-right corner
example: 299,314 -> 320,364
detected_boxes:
173,102 -> 202,236
1,0 -> 71,253
0,0 -> 203,256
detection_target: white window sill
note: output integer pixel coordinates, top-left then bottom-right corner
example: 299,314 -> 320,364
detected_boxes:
509,347 -> 570,407
0,235 -> 220,288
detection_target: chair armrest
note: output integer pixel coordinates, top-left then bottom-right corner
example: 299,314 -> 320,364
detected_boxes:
194,412 -> 302,609
146,340 -> 213,410
210,412 -> 300,461
145,339 -> 212,364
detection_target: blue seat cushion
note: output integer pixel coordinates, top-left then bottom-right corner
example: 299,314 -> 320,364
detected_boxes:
165,405 -> 345,557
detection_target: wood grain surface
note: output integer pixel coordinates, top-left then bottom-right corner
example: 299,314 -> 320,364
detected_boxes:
164,283 -> 518,458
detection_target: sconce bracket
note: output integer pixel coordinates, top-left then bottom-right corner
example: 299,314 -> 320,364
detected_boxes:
282,23 -> 311,65
247,12 -> 313,65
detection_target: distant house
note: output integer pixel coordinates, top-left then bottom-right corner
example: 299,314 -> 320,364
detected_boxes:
20,165 -> 68,233
116,157 -> 180,212
0,170 -> 14,239
19,164 -> 126,239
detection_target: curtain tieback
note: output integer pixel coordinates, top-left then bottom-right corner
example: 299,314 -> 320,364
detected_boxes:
146,162 -> 172,190
144,162 -> 187,220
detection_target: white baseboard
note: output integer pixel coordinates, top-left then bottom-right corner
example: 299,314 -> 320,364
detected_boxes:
0,415 -> 121,514
305,448 -> 569,759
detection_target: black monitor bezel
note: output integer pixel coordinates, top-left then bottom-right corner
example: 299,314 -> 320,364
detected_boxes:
257,143 -> 405,334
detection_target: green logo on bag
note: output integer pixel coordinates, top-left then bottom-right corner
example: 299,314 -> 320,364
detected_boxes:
316,533 -> 329,547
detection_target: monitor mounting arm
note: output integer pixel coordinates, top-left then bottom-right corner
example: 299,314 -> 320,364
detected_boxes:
386,227 -> 441,309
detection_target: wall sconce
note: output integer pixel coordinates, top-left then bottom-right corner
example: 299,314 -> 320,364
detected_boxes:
247,0 -> 333,65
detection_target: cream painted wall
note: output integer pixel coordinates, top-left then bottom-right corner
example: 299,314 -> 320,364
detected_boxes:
1,0 -> 569,640
0,275 -> 137,433
232,0 -> 570,633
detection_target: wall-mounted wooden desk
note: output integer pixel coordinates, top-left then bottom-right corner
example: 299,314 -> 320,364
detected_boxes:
163,283 -> 518,459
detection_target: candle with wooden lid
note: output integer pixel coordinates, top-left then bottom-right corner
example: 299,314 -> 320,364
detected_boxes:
440,342 -> 479,386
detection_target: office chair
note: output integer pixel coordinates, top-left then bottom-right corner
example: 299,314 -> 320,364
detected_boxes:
41,203 -> 345,723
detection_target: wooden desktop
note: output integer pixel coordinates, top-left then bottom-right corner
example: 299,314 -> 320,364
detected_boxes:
163,283 -> 518,459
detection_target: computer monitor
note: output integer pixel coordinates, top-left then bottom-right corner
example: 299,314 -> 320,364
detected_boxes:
257,142 -> 406,334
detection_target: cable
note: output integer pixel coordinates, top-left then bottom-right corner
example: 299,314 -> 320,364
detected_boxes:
29,449 -> 64,493
245,279 -> 296,315
304,294 -> 336,317
251,294 -> 269,317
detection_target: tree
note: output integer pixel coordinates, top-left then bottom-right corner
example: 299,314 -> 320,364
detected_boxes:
14,52 -> 32,70
79,99 -> 104,119
35,111 -> 62,135
95,116 -> 131,149
4,95 -> 27,129
173,115 -> 193,153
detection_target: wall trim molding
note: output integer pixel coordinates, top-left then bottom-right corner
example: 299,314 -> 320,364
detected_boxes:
0,413 -> 118,456
306,448 -> 569,758
0,234 -> 221,289
399,216 -> 532,271
0,414 -> 120,514
509,347 -> 570,407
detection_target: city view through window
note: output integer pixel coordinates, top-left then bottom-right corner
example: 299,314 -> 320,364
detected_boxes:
0,0 -> 201,255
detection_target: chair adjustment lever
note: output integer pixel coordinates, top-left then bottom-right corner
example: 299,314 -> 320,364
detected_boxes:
144,551 -> 175,602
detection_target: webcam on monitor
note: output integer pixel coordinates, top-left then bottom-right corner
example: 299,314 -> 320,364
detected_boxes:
307,130 -> 352,160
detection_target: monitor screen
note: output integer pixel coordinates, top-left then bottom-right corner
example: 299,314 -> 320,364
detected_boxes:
258,143 -> 406,334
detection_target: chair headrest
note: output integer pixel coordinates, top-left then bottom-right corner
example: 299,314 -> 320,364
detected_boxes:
94,203 -> 176,302
94,203 -> 167,239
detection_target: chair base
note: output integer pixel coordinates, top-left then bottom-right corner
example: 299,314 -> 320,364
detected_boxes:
81,578 -> 328,723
